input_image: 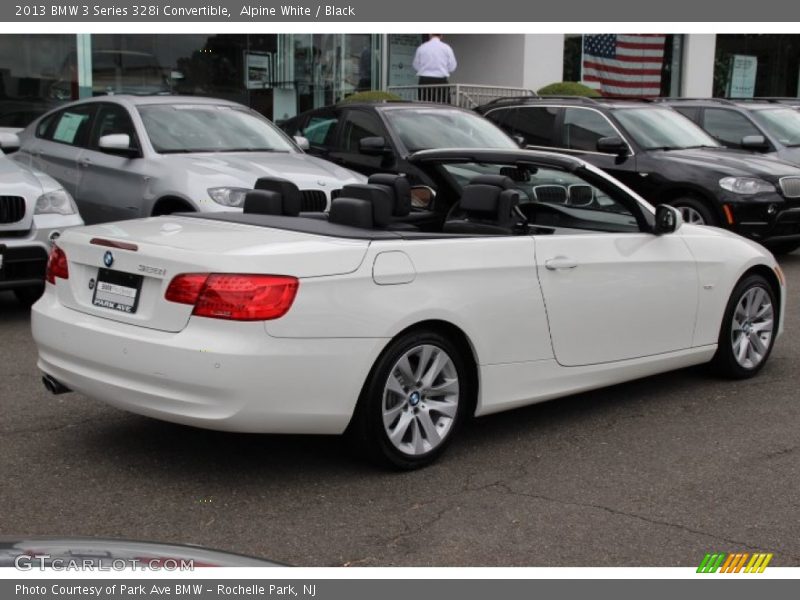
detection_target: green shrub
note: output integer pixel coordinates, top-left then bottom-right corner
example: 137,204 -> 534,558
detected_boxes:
537,82 -> 601,97
342,90 -> 403,103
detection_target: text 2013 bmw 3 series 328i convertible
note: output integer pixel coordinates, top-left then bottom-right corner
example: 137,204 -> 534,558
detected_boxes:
32,149 -> 786,469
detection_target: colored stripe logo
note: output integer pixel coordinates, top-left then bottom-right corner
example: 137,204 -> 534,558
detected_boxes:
697,552 -> 773,573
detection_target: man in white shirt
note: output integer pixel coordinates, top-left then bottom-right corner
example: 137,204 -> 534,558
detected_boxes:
412,34 -> 457,101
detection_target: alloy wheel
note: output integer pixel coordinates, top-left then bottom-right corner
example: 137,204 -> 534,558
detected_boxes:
678,205 -> 706,225
381,344 -> 460,456
731,285 -> 774,370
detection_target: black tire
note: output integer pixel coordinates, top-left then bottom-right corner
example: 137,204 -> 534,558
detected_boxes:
765,241 -> 800,255
711,274 -> 777,379
669,197 -> 717,226
347,330 -> 471,470
14,285 -> 44,307
152,199 -> 194,216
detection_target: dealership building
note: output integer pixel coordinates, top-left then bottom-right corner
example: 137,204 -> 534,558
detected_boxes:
0,33 -> 798,125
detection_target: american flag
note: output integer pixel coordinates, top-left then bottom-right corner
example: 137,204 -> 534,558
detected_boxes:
582,34 -> 666,97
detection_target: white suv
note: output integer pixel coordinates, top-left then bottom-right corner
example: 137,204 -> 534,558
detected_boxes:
0,131 -> 83,305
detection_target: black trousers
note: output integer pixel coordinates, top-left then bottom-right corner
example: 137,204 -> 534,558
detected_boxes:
418,76 -> 450,102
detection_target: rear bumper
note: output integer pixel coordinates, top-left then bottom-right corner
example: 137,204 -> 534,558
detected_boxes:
32,289 -> 386,434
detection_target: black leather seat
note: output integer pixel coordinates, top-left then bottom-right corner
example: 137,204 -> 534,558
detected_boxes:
443,181 -> 521,235
328,188 -> 394,229
340,182 -> 419,231
253,177 -> 303,213
243,189 -> 300,216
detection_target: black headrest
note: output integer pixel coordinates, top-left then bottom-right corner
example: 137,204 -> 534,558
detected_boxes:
243,189 -> 300,216
339,184 -> 393,227
254,177 -> 301,215
459,184 -> 519,223
367,173 -> 412,217
328,197 -> 374,229
468,174 -> 516,190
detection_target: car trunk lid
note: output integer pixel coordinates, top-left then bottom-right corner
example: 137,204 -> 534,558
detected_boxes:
52,216 -> 369,332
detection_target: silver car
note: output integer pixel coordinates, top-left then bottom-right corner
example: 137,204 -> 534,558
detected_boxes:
13,96 -> 364,224
0,130 -> 83,305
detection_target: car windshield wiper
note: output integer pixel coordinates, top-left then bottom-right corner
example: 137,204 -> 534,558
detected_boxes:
215,148 -> 289,153
681,144 -> 720,149
645,145 -> 683,151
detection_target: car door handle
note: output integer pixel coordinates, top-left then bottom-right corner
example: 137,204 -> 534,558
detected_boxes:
545,256 -> 578,270
78,158 -> 92,168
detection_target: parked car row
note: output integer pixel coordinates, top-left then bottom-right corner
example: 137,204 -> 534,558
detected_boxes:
3,92 -> 800,308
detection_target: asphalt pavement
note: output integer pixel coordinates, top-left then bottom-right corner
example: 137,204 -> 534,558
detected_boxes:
1,251 -> 799,567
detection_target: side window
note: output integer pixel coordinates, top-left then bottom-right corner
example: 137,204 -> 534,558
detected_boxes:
35,113 -> 56,138
562,108 -> 618,152
484,107 -> 516,136
90,104 -> 138,150
504,106 -> 559,148
44,106 -> 95,147
703,109 -> 761,148
340,110 -> 384,153
672,106 -> 701,124
301,109 -> 339,146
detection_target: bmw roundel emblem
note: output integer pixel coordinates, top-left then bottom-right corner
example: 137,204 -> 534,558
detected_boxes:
103,251 -> 114,268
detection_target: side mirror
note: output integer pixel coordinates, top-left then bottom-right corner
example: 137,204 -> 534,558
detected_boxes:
741,135 -> 770,151
98,134 -> 138,157
410,185 -> 436,209
0,132 -> 21,152
654,204 -> 683,235
293,136 -> 310,151
359,136 -> 392,156
597,136 -> 630,156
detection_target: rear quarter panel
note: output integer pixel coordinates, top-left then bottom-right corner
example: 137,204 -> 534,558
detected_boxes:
265,236 -> 555,366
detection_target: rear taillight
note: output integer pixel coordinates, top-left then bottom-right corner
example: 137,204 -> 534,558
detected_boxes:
45,245 -> 69,284
165,274 -> 299,321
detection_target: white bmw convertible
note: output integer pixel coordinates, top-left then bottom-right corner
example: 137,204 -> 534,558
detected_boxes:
32,149 -> 786,469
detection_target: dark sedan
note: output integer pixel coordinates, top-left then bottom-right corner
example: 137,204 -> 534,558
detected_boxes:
279,101 -> 519,189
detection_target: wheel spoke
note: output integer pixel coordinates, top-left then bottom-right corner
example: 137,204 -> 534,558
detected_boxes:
396,355 -> 415,383
421,351 -> 451,389
426,377 -> 459,396
410,419 -> 426,454
382,402 -> 405,428
751,319 -> 773,333
413,345 -> 433,381
388,411 -> 414,445
426,397 -> 458,418
736,334 -> 750,364
416,409 -> 441,447
385,373 -> 407,397
749,332 -> 767,355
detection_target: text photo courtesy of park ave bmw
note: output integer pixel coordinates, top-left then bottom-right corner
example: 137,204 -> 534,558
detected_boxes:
1,0 -> 800,594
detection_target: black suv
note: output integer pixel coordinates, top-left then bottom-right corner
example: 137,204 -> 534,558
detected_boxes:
659,98 -> 800,167
477,96 -> 800,253
279,101 -> 518,187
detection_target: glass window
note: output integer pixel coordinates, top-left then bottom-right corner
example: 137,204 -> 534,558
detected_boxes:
300,109 -> 339,146
138,103 -> 295,153
702,108 -> 762,147
750,108 -> 800,146
45,106 -> 95,147
614,107 -> 720,150
0,34 -> 75,129
714,34 -> 800,97
90,104 -> 138,149
384,108 -> 517,153
563,108 -> 618,152
341,110 -> 384,152
505,107 -> 559,148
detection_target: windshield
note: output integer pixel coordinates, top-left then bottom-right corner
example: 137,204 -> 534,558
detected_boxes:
614,107 -> 720,150
138,104 -> 296,153
383,108 -> 518,152
750,108 -> 800,146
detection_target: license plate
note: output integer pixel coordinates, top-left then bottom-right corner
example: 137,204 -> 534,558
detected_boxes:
92,268 -> 143,314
